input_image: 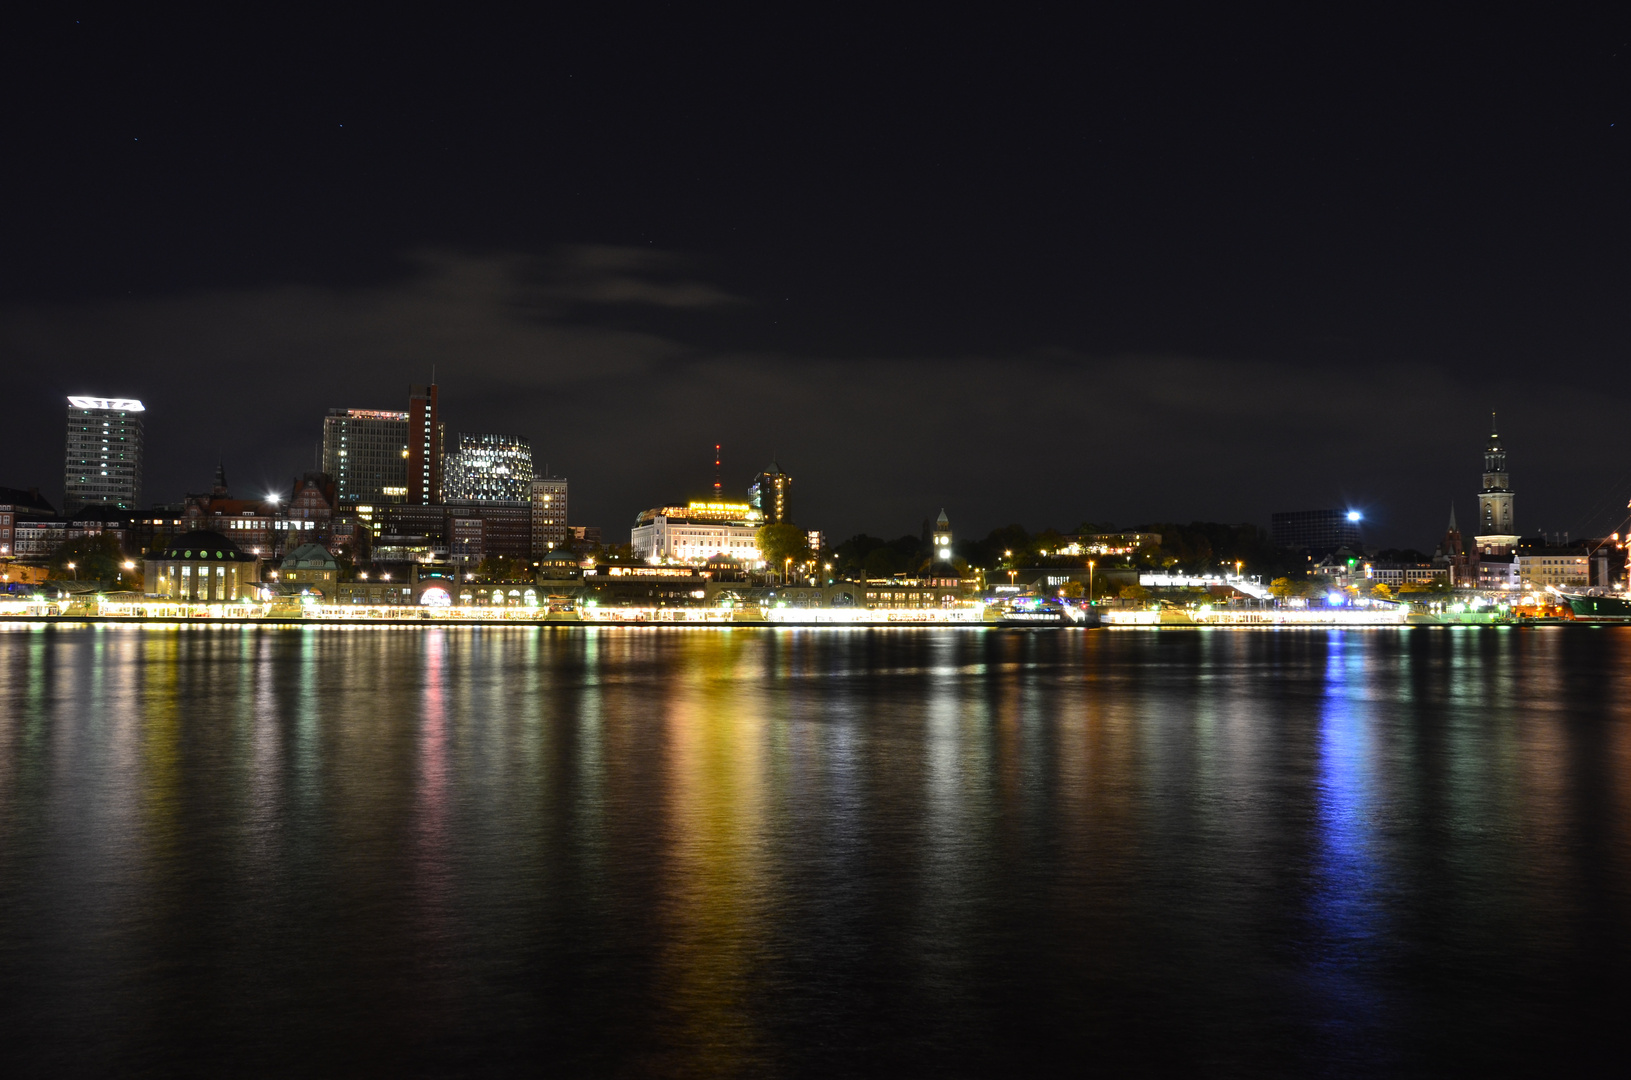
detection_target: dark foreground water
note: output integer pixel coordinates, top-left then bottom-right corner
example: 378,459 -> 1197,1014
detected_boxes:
2,624 -> 1629,1077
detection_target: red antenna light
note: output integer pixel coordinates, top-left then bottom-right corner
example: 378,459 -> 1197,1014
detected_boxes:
713,444 -> 722,496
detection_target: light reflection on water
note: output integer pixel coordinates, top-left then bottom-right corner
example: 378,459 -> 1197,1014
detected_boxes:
1,624 -> 1629,1076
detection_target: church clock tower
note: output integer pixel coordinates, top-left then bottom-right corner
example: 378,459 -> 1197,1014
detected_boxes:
1474,413 -> 1519,553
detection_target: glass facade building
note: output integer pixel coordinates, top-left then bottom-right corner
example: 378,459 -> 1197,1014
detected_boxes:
444,433 -> 534,503
1270,509 -> 1361,553
748,461 -> 791,524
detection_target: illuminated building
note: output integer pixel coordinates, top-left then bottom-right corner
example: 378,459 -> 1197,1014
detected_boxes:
1473,414 -> 1519,553
1050,531 -> 1163,557
407,383 -> 444,505
0,487 -> 56,559
529,476 -> 569,555
630,501 -> 764,564
279,543 -> 339,594
1270,509 -> 1362,553
64,396 -> 144,513
321,408 -> 409,505
1516,549 -> 1589,589
444,432 -> 534,502
748,461 -> 791,523
450,515 -> 485,563
931,509 -> 953,566
1364,562 -> 1449,588
143,530 -> 260,602
373,501 -> 533,562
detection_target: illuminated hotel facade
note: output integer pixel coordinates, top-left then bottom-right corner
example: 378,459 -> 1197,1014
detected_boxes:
64,396 -> 144,512
630,501 -> 764,565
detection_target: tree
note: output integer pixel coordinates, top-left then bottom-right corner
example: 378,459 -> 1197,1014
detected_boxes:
477,554 -> 532,580
756,523 -> 812,573
1120,584 -> 1150,601
1059,581 -> 1084,598
48,534 -> 125,583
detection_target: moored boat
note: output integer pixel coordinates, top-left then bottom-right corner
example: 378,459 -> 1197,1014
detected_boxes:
1563,592 -> 1631,623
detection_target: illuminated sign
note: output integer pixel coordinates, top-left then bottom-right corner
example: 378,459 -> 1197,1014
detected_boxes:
688,501 -> 752,513
67,396 -> 145,412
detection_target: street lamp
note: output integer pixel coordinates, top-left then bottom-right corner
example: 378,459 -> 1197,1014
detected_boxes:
1088,559 -> 1095,604
67,561 -> 77,580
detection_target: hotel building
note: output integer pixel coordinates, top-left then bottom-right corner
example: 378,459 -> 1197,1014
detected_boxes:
64,396 -> 144,513
630,501 -> 764,565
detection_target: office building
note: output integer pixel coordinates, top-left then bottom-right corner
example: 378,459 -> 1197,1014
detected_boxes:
531,477 -> 569,555
321,409 -> 409,505
444,433 -> 534,502
630,501 -> 764,564
408,383 -> 444,505
749,461 -> 792,523
64,396 -> 144,512
1270,509 -> 1361,553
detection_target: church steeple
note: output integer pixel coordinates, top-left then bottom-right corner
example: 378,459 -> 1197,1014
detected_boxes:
1476,413 -> 1516,541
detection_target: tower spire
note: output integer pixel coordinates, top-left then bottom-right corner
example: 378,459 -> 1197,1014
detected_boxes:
713,444 -> 721,497
1447,502 -> 1458,532
1491,410 -> 1498,436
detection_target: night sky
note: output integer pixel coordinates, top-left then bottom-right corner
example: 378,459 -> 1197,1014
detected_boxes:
5,11 -> 1629,547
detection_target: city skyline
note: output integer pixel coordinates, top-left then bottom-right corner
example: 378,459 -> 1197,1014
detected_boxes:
10,385 -> 1610,555
3,12 -> 1627,549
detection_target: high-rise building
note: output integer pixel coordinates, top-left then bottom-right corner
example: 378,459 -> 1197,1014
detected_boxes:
1476,413 -> 1516,542
64,396 -> 144,512
321,408 -> 409,505
1270,509 -> 1362,553
748,461 -> 791,523
444,433 -> 534,502
530,477 -> 569,555
408,383 -> 444,505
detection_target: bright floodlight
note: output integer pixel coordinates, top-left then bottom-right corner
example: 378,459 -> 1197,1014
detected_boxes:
1347,510 -> 1362,522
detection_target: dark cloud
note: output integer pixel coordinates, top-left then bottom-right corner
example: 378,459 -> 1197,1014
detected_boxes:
5,249 -> 1627,547
3,11 -> 1629,549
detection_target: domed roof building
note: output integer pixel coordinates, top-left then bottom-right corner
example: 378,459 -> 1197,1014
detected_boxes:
537,546 -> 584,580
145,530 -> 261,603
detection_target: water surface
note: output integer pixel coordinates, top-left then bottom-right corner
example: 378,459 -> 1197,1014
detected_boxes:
2,624 -> 1628,1076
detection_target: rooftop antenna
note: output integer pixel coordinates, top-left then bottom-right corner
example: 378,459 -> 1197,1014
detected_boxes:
714,444 -> 722,497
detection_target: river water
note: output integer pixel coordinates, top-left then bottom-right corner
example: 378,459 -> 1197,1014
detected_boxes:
1,624 -> 1628,1077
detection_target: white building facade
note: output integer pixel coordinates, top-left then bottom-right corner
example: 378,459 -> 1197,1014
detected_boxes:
630,502 -> 763,565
